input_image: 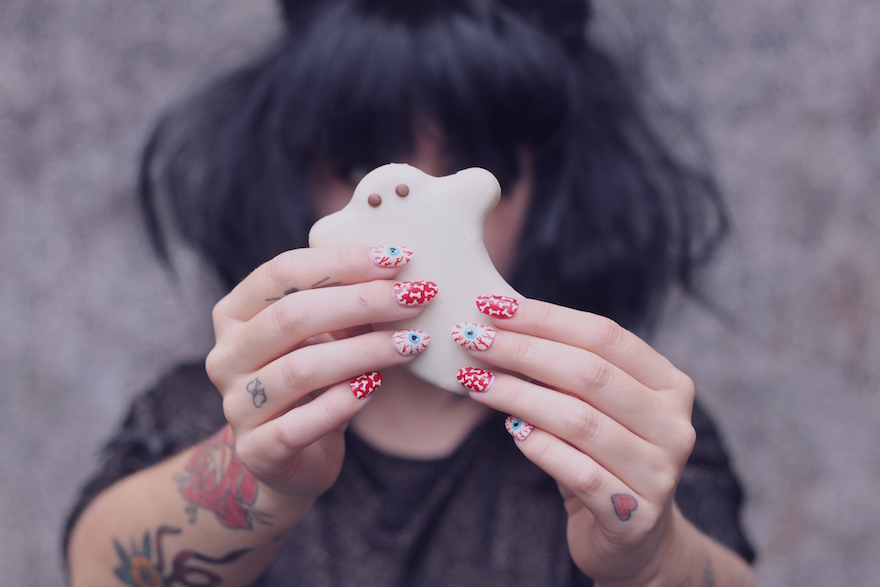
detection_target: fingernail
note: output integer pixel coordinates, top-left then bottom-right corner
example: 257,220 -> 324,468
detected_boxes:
504,416 -> 534,441
450,322 -> 496,350
393,281 -> 438,306
350,372 -> 382,399
392,329 -> 431,355
476,294 -> 519,318
456,366 -> 495,392
371,245 -> 413,268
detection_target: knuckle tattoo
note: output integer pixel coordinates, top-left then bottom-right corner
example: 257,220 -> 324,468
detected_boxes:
246,377 -> 267,408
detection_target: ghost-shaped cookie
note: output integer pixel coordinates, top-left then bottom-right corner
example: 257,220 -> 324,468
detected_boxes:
308,163 -> 520,394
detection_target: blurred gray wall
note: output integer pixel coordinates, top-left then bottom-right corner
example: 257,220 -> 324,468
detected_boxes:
1,1 -> 878,585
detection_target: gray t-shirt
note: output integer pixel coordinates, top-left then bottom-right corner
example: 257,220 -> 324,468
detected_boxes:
65,363 -> 754,586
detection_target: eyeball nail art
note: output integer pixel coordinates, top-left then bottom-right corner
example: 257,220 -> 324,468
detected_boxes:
392,329 -> 431,355
476,294 -> 519,318
350,372 -> 382,399
504,416 -> 534,441
456,366 -> 495,392
393,280 -> 439,306
451,322 -> 496,350
371,245 -> 413,268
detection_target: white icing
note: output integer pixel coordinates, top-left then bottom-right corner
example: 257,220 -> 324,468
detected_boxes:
309,163 -> 520,393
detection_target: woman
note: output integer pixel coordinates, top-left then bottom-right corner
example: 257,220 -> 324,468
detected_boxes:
65,1 -> 756,585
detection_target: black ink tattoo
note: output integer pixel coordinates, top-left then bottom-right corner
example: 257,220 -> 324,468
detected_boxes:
247,378 -> 267,408
311,276 -> 342,289
701,555 -> 715,587
265,286 -> 300,302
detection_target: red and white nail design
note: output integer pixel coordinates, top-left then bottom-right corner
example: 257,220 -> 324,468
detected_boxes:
350,372 -> 382,399
504,416 -> 534,441
476,294 -> 519,318
456,366 -> 495,392
450,322 -> 496,351
371,245 -> 413,268
393,281 -> 439,306
392,329 -> 431,355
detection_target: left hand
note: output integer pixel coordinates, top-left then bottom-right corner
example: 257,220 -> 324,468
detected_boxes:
457,296 -> 696,585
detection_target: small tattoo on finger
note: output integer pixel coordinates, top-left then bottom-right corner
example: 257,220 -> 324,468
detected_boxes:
311,276 -> 342,289
247,378 -> 267,408
611,493 -> 638,521
265,286 -> 300,302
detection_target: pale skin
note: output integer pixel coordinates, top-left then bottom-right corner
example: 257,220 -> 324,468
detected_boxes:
67,128 -> 755,586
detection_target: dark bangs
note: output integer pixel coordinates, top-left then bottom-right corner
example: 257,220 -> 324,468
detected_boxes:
274,1 -> 572,191
141,0 -> 728,331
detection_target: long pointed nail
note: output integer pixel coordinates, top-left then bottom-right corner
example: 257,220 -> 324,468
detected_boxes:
350,372 -> 382,399
371,245 -> 413,268
456,367 -> 495,392
504,416 -> 533,441
476,294 -> 519,318
393,281 -> 438,306
450,323 -> 496,350
392,329 -> 431,355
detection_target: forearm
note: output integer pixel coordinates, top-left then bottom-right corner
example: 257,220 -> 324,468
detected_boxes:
67,428 -> 311,587
596,506 -> 755,587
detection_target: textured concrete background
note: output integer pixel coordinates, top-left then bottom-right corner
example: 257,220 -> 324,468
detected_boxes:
1,1 -> 878,585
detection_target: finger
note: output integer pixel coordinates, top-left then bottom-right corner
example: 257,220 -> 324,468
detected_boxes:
467,330 -> 688,439
476,296 -> 690,394
216,244 -> 415,326
218,279 -> 436,373
463,371 -> 672,496
508,425 -> 654,535
223,329 -> 430,430
241,377 -> 380,470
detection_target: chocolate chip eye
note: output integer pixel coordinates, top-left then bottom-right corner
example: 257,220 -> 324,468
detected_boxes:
368,193 -> 382,207
395,184 -> 409,197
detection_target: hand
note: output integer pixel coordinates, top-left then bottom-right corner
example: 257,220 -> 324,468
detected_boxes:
206,244 -> 435,505
456,296 -> 696,585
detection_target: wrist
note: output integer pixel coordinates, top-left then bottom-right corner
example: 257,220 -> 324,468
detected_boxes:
255,482 -> 316,529
594,504 -> 690,587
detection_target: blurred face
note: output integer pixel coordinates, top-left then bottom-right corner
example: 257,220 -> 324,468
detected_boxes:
308,122 -> 534,279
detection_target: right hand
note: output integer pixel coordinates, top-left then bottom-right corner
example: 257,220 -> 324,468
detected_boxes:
206,244 -> 432,504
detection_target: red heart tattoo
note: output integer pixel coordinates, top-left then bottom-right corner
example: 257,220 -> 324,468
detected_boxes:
611,494 -> 638,521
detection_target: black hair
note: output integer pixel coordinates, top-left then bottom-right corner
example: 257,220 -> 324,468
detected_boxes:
141,0 -> 727,332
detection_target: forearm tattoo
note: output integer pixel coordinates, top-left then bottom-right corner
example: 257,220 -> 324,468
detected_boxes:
112,525 -> 250,587
247,378 -> 267,408
175,426 -> 271,529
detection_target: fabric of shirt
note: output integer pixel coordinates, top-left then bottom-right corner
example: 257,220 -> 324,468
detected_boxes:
64,363 -> 755,585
